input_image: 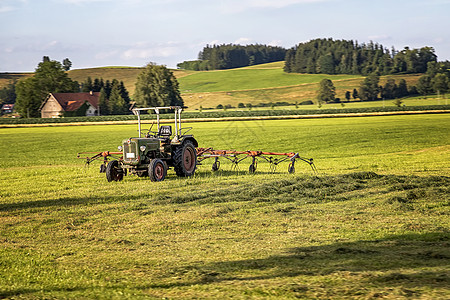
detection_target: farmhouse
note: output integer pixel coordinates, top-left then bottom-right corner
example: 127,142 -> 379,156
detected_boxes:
1,103 -> 14,114
40,92 -> 101,118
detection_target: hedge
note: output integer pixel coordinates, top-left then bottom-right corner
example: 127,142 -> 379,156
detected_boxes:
1,105 -> 449,125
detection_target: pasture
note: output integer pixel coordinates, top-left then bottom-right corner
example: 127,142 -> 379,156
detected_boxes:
0,114 -> 449,298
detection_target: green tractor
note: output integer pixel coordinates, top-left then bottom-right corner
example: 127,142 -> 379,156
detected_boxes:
103,106 -> 198,182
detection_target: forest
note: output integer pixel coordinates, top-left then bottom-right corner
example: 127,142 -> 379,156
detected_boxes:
177,44 -> 286,70
284,38 -> 437,75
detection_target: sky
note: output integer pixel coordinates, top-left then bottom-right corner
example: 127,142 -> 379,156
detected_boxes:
1,0 -> 449,72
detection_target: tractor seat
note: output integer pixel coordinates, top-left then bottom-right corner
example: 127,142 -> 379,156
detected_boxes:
158,125 -> 172,137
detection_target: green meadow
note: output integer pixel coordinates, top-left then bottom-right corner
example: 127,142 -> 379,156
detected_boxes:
0,114 -> 449,298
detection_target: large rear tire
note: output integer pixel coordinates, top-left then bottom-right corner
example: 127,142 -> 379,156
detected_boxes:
106,160 -> 124,182
173,141 -> 197,177
148,159 -> 167,182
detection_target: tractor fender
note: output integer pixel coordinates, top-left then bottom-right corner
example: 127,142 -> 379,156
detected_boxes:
181,136 -> 198,148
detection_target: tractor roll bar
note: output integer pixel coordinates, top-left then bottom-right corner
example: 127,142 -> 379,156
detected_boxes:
132,106 -> 183,138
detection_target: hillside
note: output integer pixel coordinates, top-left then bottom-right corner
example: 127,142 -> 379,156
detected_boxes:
1,62 -> 423,111
177,62 -> 422,110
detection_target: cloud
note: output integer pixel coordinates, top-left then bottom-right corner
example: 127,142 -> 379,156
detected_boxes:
60,0 -> 111,3
220,0 -> 329,13
367,35 -> 392,41
246,0 -> 328,8
0,0 -> 27,13
121,43 -> 180,60
234,37 -> 252,44
268,40 -> 282,46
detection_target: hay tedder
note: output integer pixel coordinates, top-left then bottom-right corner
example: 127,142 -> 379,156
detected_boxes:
77,106 -> 316,182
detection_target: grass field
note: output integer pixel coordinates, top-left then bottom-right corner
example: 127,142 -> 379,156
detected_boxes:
0,114 -> 449,298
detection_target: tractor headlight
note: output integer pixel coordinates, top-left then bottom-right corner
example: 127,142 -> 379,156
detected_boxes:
118,146 -> 123,151
140,145 -> 146,152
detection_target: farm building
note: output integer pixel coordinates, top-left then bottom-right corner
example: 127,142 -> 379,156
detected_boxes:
40,92 -> 101,118
1,103 -> 14,114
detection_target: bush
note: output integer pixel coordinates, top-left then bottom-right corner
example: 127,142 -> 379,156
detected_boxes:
300,100 -> 314,105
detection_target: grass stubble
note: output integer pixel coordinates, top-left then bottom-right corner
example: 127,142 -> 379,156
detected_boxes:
0,114 -> 449,299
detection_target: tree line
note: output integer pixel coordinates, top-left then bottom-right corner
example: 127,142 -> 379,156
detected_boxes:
284,38 -> 437,75
317,64 -> 450,106
177,44 -> 286,70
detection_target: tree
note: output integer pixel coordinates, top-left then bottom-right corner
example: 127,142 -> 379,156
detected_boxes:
381,78 -> 397,100
396,79 -> 408,98
62,58 -> 72,71
359,74 -> 380,101
317,79 -> 336,105
81,77 -> 93,92
345,91 -> 351,102
98,87 -> 108,115
0,80 -> 17,104
433,73 -> 449,97
15,57 -> 79,117
134,63 -> 183,107
108,80 -> 128,114
352,88 -> 359,100
416,74 -> 433,96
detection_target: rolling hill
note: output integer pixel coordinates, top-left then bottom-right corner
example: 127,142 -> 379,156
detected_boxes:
1,62 -> 423,110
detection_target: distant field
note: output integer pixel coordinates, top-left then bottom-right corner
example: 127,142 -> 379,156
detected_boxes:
182,74 -> 422,110
0,72 -> 32,88
0,114 -> 449,298
177,68 -> 360,93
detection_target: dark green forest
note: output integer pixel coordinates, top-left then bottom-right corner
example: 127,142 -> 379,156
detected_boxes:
177,44 -> 286,70
284,38 -> 437,75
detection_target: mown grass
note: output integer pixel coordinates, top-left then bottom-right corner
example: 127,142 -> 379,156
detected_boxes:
0,115 -> 449,299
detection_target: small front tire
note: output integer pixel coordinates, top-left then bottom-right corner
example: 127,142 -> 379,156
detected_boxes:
148,159 -> 167,182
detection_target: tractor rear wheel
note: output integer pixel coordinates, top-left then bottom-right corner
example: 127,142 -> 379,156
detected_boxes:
106,160 -> 124,182
148,159 -> 167,182
173,141 -> 197,177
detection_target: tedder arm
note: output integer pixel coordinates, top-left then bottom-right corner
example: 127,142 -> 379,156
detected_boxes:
196,148 -> 317,174
77,151 -> 122,172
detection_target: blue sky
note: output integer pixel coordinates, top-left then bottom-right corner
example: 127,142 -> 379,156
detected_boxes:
1,0 -> 449,72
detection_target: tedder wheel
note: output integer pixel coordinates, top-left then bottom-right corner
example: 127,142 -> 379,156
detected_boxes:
106,160 -> 124,182
212,160 -> 220,172
173,141 -> 197,177
288,163 -> 295,174
136,170 -> 148,177
249,163 -> 257,173
148,159 -> 167,182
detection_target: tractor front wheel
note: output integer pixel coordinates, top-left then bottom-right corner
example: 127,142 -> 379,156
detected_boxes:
106,160 -> 124,182
148,159 -> 167,182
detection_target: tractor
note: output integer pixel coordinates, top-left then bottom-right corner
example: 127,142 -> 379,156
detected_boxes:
100,106 -> 197,182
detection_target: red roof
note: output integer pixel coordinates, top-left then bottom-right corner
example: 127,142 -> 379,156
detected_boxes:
51,92 -> 99,111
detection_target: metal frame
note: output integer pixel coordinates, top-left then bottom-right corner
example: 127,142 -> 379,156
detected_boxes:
196,148 -> 317,174
132,106 -> 183,138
